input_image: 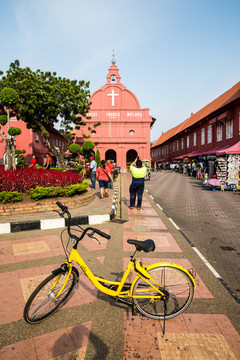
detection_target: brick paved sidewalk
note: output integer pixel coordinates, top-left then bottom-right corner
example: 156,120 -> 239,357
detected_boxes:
0,173 -> 239,359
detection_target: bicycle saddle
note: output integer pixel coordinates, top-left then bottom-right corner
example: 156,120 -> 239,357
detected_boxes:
127,239 -> 155,252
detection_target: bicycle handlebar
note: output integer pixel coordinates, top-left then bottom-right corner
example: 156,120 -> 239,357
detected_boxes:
56,201 -> 111,241
94,228 -> 111,240
56,201 -> 68,212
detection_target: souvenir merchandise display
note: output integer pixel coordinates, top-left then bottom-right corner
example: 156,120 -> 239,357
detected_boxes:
207,160 -> 215,179
227,155 -> 240,186
216,157 -> 227,185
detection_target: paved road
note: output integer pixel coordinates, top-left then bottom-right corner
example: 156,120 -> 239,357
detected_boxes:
0,173 -> 240,359
145,171 -> 240,301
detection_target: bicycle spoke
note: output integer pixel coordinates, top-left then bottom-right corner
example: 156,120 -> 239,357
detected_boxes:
132,266 -> 194,320
24,268 -> 78,324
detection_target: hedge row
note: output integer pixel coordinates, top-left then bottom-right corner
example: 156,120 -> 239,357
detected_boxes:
0,191 -> 23,203
0,180 -> 89,202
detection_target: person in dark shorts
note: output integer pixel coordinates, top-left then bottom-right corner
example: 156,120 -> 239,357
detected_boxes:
96,160 -> 113,199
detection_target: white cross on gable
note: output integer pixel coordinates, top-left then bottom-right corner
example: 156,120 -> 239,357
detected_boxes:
107,89 -> 119,106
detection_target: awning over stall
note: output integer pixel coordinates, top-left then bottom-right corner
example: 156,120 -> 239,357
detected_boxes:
215,145 -> 231,156
226,141 -> 240,154
185,149 -> 203,157
204,147 -> 221,155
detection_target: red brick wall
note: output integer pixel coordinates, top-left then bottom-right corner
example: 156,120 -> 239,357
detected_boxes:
0,191 -> 95,216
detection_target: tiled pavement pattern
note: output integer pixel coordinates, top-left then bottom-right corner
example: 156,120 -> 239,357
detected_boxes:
147,171 -> 240,298
0,173 -> 239,359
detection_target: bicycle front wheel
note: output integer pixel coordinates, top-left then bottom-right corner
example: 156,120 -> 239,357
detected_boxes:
23,267 -> 78,324
132,265 -> 194,320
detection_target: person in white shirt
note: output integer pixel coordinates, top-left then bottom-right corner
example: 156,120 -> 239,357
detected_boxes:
89,156 -> 97,189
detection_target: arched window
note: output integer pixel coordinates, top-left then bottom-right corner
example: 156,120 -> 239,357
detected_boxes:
111,75 -> 116,83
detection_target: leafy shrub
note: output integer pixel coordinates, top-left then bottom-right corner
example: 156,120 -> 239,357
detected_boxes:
48,167 -> 66,172
69,143 -> 81,154
73,164 -> 84,171
16,150 -> 27,168
0,114 -> 7,126
29,180 -> 88,200
0,191 -> 23,203
8,127 -> 22,136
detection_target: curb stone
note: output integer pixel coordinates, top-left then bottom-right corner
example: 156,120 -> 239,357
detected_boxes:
0,178 -> 120,234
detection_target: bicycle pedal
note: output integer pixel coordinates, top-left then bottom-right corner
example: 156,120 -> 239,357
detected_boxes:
132,303 -> 136,316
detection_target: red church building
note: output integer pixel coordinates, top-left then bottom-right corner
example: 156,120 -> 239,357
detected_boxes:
0,58 -> 155,170
75,57 -> 155,172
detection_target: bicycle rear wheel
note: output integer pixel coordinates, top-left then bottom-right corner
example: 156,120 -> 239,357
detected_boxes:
23,267 -> 78,324
132,265 -> 194,319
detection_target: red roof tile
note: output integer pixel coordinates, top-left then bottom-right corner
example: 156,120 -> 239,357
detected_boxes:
152,81 -> 240,147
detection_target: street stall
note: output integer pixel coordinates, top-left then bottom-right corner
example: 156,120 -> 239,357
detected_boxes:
226,141 -> 240,189
215,146 -> 230,186
202,142 -> 240,191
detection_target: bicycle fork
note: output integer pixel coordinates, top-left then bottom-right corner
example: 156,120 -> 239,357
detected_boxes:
50,263 -> 74,300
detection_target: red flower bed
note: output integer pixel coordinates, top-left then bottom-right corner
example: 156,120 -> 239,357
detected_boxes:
0,167 -> 83,192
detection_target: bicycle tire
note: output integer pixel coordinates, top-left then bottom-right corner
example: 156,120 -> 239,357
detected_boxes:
23,267 -> 78,324
132,265 -> 194,320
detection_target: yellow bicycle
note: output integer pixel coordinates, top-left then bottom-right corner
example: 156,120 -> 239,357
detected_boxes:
24,202 -> 196,325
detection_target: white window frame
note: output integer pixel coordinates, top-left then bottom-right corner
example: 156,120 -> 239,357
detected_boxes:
207,125 -> 212,144
181,138 -> 184,150
187,136 -> 189,148
217,123 -> 222,141
201,128 -> 205,145
177,140 -> 179,151
193,132 -> 196,147
226,118 -> 233,139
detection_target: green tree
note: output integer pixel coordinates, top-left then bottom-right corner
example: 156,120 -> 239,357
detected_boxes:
0,87 -> 21,170
15,149 -> 27,167
0,60 -> 92,167
95,149 -> 101,167
69,143 -> 81,155
80,140 -> 95,160
68,143 -> 81,162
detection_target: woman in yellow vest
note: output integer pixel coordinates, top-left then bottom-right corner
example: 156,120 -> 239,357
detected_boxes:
129,157 -> 147,210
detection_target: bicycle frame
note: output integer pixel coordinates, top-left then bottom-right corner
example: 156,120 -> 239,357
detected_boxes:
54,247 -> 196,301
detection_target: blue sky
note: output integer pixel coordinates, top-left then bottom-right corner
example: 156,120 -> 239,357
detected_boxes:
1,0 -> 240,142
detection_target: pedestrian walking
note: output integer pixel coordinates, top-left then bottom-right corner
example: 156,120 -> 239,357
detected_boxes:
106,160 -> 114,189
96,160 -> 113,199
89,156 -> 97,190
129,157 -> 146,210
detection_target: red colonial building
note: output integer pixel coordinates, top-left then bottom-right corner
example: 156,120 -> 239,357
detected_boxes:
75,58 -> 155,171
151,81 -> 240,163
0,117 -> 68,167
